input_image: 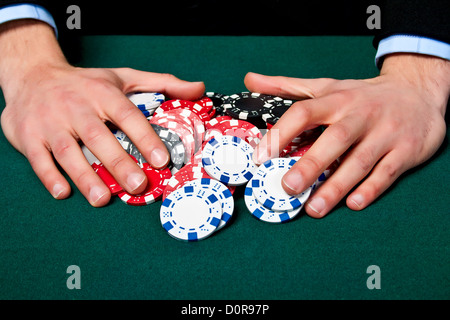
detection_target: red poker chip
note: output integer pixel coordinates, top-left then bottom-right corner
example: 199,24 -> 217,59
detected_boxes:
117,162 -> 172,206
162,163 -> 210,200
91,162 -> 123,195
204,115 -> 233,130
287,144 -> 312,158
205,119 -> 263,148
194,97 -> 214,113
156,99 -> 212,122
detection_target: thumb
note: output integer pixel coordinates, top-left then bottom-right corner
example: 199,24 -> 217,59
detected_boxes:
112,68 -> 205,100
244,72 -> 335,99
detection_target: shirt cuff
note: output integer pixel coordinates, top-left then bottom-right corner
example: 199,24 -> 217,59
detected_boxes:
375,34 -> 450,68
0,3 -> 57,36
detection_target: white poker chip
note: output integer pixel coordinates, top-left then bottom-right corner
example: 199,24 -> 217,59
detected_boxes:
244,177 -> 303,223
252,157 -> 312,212
160,183 -> 223,241
201,135 -> 257,186
126,92 -> 165,111
81,145 -> 100,165
184,178 -> 234,231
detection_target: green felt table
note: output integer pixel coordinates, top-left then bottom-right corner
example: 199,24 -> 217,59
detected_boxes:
0,35 -> 448,301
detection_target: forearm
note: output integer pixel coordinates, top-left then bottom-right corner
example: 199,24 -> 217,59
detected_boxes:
0,19 -> 67,99
379,53 -> 450,116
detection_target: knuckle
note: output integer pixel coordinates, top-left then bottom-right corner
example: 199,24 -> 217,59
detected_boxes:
381,162 -> 400,181
134,131 -> 157,149
354,148 -> 376,172
327,122 -> 352,144
326,179 -> 348,199
80,121 -> 104,146
332,89 -> 356,106
113,104 -> 138,124
74,169 -> 92,188
107,153 -> 130,172
299,154 -> 324,175
51,137 -> 73,159
291,104 -> 313,122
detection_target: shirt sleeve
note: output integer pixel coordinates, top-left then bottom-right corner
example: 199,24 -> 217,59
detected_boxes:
0,3 -> 57,36
375,34 -> 450,67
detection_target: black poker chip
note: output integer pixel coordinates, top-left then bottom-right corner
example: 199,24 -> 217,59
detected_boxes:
204,92 -> 229,116
262,98 -> 295,125
223,92 -> 276,128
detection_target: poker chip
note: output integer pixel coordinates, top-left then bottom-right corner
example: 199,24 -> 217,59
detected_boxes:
151,124 -> 186,171
185,178 -> 234,231
150,115 -> 196,163
163,163 -> 210,200
204,92 -> 229,116
205,115 -> 233,130
245,177 -> 303,223
251,157 -> 312,212
202,135 -> 257,186
262,98 -> 294,125
81,145 -> 123,195
127,92 -> 165,118
117,161 -> 172,206
223,92 -> 275,127
160,182 -> 223,241
156,99 -> 212,122
98,91 -> 334,238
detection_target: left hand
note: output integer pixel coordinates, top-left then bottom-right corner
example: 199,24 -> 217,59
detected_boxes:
246,53 -> 450,218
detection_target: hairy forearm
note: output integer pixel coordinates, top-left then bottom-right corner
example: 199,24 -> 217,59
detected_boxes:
0,19 -> 67,98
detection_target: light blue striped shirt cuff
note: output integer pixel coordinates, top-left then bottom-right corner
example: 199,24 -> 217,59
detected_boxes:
0,3 -> 57,36
375,34 -> 450,67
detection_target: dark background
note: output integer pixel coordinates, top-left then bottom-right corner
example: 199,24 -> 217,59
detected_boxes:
3,0 -> 384,35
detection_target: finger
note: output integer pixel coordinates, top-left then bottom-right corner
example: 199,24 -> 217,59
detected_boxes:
253,94 -> 341,165
24,141 -> 72,200
72,110 -> 151,194
281,112 -> 366,196
99,89 -> 170,170
49,132 -> 111,207
346,149 -> 409,211
303,137 -> 387,218
244,72 -> 336,100
112,68 -> 206,100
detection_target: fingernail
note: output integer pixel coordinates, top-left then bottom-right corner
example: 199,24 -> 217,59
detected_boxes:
126,172 -> 146,192
89,185 -> 108,205
52,183 -> 65,199
350,194 -> 364,209
150,148 -> 169,168
282,171 -> 304,194
308,197 -> 326,216
253,147 -> 268,165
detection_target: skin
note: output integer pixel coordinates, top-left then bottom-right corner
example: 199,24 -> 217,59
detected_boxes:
247,53 -> 450,218
1,20 -> 449,215
0,20 -> 205,206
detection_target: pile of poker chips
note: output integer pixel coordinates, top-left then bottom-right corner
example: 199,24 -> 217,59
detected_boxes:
81,91 -> 337,241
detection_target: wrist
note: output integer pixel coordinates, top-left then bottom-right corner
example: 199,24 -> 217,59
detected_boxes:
0,19 -> 68,97
380,53 -> 450,115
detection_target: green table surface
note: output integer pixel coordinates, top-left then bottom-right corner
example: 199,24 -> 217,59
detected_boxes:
0,36 -> 448,300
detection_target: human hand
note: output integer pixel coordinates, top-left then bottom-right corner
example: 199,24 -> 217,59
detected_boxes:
0,20 -> 205,206
246,53 -> 450,218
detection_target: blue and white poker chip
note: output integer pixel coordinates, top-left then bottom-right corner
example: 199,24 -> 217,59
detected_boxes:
244,177 -> 303,223
202,135 -> 256,186
127,92 -> 165,117
184,178 -> 234,231
252,157 -> 312,212
160,182 -> 223,242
